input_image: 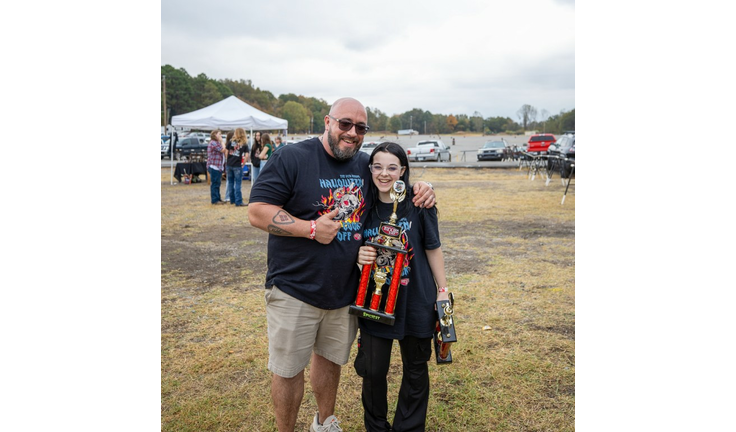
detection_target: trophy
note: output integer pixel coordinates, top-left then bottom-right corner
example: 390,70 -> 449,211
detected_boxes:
434,292 -> 457,364
350,180 -> 408,326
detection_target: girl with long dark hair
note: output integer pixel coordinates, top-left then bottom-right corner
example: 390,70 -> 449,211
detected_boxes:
249,131 -> 262,183
354,142 -> 451,432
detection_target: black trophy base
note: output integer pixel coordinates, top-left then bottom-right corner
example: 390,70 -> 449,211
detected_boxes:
433,333 -> 453,364
349,305 -> 396,326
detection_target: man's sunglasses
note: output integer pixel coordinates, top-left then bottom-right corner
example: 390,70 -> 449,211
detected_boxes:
328,115 -> 370,136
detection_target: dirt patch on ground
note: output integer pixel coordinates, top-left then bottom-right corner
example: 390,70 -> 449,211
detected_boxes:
161,173 -> 574,292
162,224 -> 268,292
163,220 -> 574,292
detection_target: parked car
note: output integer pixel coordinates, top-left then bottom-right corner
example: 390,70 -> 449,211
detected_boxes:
172,136 -> 209,160
161,137 -> 170,159
477,140 -> 507,161
359,140 -> 383,155
406,140 -> 452,162
547,133 -> 575,178
180,131 -> 208,144
548,133 -> 575,158
526,133 -> 556,155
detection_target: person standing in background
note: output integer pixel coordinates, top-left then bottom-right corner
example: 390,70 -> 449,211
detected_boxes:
224,131 -> 235,203
206,129 -> 226,205
226,128 -> 249,207
259,133 -> 274,171
273,136 -> 284,153
250,131 -> 263,183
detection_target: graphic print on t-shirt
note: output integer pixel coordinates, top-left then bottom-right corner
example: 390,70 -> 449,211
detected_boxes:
314,175 -> 366,242
363,217 -> 414,288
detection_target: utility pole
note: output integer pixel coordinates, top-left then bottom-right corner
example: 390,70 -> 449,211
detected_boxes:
163,75 -> 175,185
162,75 -> 167,133
410,115 -> 412,131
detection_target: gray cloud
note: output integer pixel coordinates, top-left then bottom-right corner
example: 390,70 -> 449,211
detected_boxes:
162,0 -> 574,119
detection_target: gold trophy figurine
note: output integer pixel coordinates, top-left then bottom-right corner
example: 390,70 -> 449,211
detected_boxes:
388,180 -> 406,222
434,292 -> 457,364
370,270 -> 387,307
350,180 -> 408,326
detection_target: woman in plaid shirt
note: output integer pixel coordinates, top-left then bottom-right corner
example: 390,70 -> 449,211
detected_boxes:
207,129 -> 226,205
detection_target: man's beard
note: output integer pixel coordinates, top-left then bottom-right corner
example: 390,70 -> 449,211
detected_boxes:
327,130 -> 361,161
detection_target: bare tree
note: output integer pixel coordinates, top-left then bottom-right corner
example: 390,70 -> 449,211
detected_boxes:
517,104 -> 537,130
540,109 -> 550,132
472,111 -> 484,134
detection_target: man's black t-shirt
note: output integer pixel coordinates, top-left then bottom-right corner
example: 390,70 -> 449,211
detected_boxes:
249,137 -> 373,309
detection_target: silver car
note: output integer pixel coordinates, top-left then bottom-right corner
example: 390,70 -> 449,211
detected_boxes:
406,140 -> 452,162
477,140 -> 507,161
359,140 -> 383,155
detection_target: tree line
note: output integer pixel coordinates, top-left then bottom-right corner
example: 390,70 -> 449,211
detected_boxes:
161,65 -> 574,135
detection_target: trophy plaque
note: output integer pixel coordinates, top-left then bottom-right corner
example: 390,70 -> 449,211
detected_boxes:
350,181 -> 408,326
434,292 -> 457,364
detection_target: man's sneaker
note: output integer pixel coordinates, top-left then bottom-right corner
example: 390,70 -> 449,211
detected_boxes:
310,412 -> 343,432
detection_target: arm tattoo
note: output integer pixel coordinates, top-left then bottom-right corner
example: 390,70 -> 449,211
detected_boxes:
272,210 -> 295,225
267,225 -> 294,236
267,210 -> 296,236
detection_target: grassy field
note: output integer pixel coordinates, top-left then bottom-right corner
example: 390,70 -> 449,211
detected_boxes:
161,167 -> 575,431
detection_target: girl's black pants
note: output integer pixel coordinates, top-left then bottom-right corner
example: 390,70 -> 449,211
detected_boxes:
354,331 -> 432,432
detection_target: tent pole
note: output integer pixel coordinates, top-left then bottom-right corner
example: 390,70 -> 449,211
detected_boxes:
250,128 -> 254,184
170,126 -> 174,184
170,131 -> 174,184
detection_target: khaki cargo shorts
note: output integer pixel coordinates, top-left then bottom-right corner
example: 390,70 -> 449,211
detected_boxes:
265,286 -> 358,378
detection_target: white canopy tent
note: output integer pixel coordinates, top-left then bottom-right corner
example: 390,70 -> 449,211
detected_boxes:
168,96 -> 287,184
171,95 -> 288,132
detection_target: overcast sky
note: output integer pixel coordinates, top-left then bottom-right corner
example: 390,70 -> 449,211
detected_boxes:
161,0 -> 574,121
